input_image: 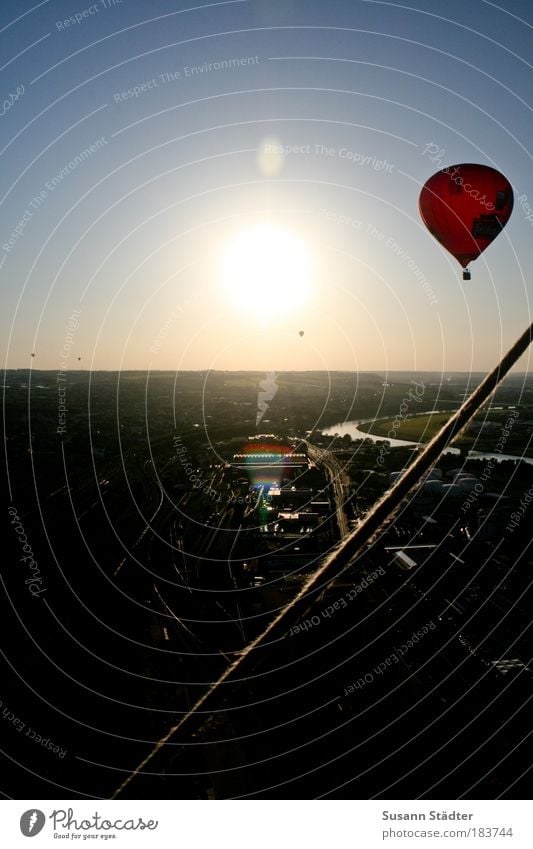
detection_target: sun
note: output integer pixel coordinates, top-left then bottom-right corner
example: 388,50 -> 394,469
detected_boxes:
220,223 -> 313,322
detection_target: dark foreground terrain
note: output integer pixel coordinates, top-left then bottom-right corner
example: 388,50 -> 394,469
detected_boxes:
2,370 -> 532,798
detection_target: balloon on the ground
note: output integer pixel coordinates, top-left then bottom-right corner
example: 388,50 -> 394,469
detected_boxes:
419,163 -> 513,279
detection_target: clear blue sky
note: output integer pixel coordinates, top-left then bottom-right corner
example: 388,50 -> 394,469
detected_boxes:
1,0 -> 532,372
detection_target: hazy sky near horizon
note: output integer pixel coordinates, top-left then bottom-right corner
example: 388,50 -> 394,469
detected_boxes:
1,0 -> 532,373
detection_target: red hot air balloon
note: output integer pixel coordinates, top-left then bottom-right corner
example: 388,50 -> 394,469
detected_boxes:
419,164 -> 513,280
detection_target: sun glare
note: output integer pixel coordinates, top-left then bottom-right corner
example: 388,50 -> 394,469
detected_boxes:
220,223 -> 313,322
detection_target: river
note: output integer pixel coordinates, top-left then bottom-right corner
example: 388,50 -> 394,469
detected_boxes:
322,419 -> 533,466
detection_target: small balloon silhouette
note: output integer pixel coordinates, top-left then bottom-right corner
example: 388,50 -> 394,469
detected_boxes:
299,330 -> 304,337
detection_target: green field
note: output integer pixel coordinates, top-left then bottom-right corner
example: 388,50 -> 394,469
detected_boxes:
359,412 -> 453,442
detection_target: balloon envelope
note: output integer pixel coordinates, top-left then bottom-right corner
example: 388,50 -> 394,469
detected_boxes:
419,164 -> 513,269
299,330 -> 304,337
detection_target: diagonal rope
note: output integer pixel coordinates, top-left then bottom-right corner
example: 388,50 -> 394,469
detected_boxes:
112,320 -> 533,798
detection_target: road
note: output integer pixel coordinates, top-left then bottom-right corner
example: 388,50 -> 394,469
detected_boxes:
306,441 -> 350,538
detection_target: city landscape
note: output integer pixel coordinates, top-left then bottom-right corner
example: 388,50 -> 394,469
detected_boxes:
1,0 -> 531,821
3,368 -> 532,798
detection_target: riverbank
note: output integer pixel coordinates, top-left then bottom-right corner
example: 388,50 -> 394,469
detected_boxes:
323,414 -> 533,464
358,412 -> 451,442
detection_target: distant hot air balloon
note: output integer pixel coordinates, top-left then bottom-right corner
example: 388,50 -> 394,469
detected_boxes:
419,164 -> 513,280
299,330 -> 304,337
